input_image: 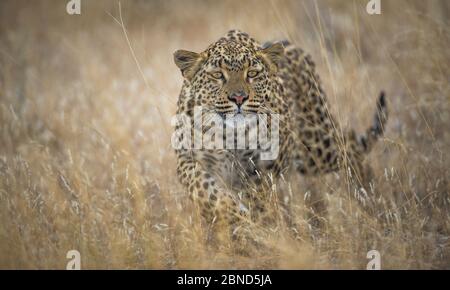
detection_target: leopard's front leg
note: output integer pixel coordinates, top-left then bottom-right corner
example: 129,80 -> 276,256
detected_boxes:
176,150 -> 248,235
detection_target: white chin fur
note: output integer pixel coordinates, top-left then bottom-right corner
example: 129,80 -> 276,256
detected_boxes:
224,113 -> 257,129
224,114 -> 244,128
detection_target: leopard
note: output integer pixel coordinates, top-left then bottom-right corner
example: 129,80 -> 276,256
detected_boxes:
172,30 -> 388,240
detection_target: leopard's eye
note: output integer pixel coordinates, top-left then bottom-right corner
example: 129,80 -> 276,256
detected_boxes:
247,70 -> 259,78
211,72 -> 224,79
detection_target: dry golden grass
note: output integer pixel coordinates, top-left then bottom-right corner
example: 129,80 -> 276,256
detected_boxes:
0,0 -> 449,269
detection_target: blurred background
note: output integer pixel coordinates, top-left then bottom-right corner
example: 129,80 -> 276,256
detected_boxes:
0,0 -> 449,269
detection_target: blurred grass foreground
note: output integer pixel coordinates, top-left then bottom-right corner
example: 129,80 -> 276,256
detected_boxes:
0,0 -> 449,269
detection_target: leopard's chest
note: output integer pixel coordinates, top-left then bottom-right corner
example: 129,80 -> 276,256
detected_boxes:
221,148 -> 276,192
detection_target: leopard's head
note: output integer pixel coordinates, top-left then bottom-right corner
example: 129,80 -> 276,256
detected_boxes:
174,31 -> 284,119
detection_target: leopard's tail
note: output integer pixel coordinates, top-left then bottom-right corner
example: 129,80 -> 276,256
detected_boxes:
357,91 -> 388,154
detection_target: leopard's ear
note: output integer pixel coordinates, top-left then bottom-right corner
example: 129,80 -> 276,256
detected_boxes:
258,43 -> 284,74
173,50 -> 206,81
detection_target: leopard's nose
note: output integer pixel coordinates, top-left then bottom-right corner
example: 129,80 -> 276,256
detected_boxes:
228,91 -> 248,107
